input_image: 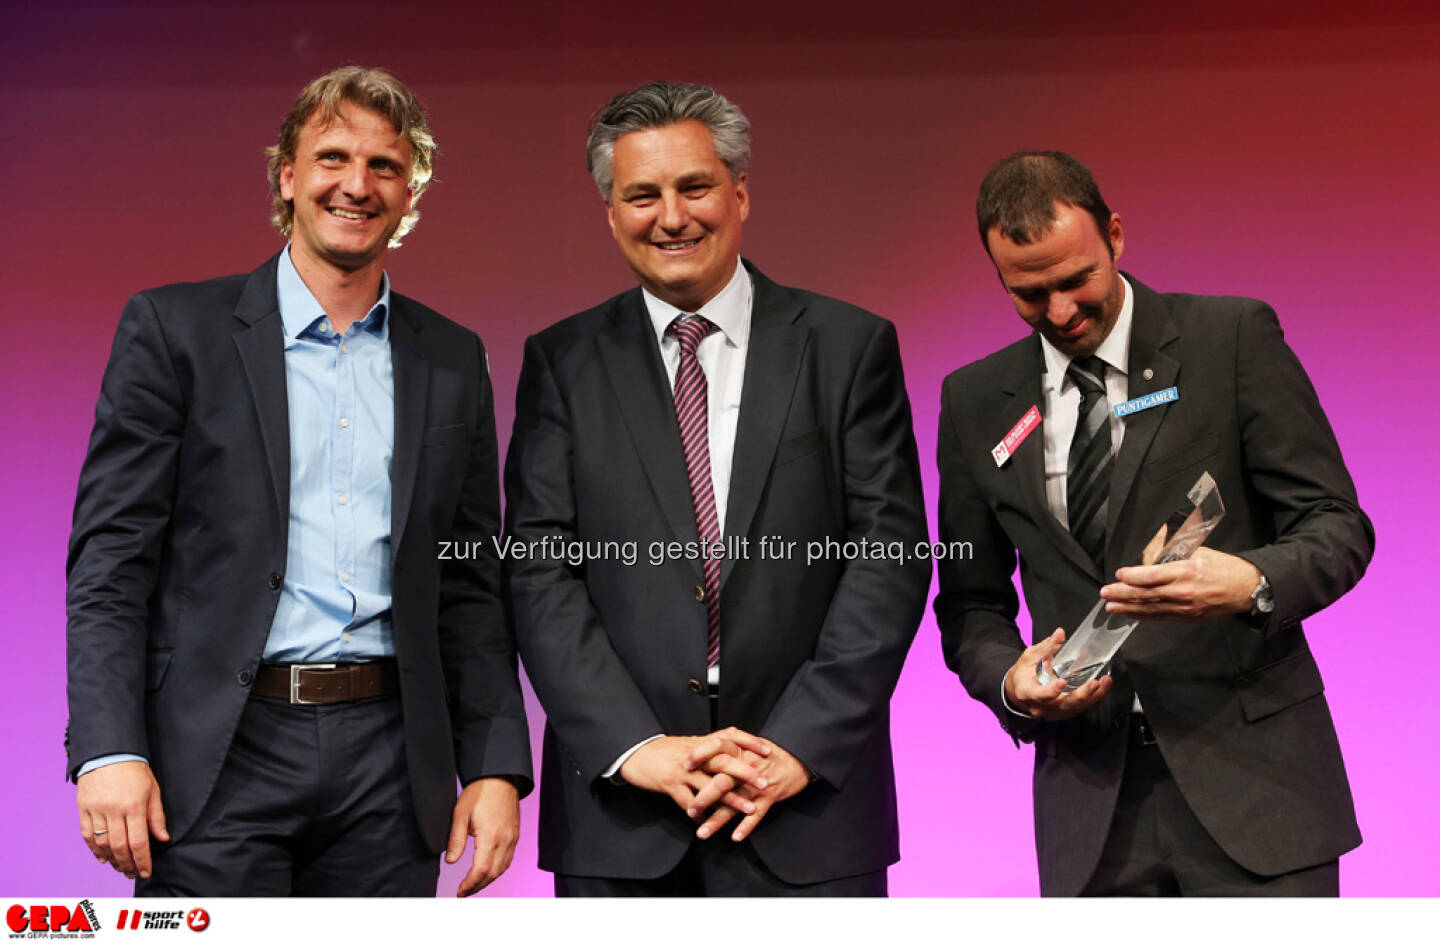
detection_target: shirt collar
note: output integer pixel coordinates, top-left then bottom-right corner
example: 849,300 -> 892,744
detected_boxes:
1041,273 -> 1134,392
277,245 -> 391,344
643,257 -> 752,350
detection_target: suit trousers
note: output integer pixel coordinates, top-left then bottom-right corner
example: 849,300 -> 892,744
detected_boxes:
555,837 -> 887,897
1081,717 -> 1340,897
136,693 -> 438,896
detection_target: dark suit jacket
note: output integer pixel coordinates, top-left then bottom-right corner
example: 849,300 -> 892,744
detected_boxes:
503,261 -> 930,884
66,252 -> 533,854
935,276 -> 1373,896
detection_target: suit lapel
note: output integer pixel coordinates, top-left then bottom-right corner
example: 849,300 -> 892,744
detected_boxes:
1106,277 -> 1181,570
722,265 -> 806,587
994,337 -> 1102,581
231,254 -> 289,530
389,296 -> 431,557
596,289 -> 704,576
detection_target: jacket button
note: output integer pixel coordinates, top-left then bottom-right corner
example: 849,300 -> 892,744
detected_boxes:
236,669 -> 253,686
694,585 -> 705,602
267,572 -> 283,590
687,678 -> 703,694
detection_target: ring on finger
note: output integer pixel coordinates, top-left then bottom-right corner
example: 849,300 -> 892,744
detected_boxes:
93,829 -> 108,836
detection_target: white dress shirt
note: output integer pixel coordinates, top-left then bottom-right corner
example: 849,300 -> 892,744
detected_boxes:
1039,274 -> 1134,525
607,259 -> 753,776
642,258 -> 752,537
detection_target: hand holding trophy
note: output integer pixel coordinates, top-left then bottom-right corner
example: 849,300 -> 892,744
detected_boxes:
1037,472 -> 1226,690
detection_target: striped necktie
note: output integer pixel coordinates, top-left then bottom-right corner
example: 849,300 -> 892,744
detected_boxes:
668,315 -> 722,670
1066,355 -> 1113,573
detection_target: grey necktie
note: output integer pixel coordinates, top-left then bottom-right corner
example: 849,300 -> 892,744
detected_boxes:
1066,355 -> 1113,572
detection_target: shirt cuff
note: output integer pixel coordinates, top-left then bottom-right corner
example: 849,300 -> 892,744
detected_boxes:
1000,667 -> 1032,719
603,735 -> 665,783
78,754 -> 148,777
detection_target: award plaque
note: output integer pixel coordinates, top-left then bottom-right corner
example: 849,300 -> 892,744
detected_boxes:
1036,471 -> 1226,691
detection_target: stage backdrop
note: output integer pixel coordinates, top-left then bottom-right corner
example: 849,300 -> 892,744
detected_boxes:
3,0 -> 1435,897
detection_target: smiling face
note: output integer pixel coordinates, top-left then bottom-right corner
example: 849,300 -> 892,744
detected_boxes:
605,119 -> 749,312
279,105 -> 413,277
986,201 -> 1126,358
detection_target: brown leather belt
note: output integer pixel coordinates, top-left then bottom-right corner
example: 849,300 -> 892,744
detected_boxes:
252,661 -> 399,705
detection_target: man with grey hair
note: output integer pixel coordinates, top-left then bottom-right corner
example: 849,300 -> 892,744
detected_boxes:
505,80 -> 930,896
66,66 -> 532,896
935,150 -> 1371,895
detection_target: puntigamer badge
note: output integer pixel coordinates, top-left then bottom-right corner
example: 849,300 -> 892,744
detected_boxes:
1113,386 -> 1178,418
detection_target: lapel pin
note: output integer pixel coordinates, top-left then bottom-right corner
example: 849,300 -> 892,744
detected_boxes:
1142,367 -> 1154,381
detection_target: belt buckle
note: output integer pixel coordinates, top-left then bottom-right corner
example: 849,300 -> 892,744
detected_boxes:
289,663 -> 338,704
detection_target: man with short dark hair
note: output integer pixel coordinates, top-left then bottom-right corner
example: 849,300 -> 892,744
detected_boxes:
505,81 -> 929,896
66,66 -> 532,896
935,150 -> 1373,895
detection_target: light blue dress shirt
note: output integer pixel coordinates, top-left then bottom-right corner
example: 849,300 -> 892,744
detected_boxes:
264,246 -> 396,663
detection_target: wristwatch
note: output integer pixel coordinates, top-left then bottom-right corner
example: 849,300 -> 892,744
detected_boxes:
1249,574 -> 1275,616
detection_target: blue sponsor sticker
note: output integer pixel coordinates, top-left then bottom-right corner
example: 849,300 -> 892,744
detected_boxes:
1113,386 -> 1178,418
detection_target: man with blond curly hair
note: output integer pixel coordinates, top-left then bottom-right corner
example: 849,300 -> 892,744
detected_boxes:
66,66 -> 531,897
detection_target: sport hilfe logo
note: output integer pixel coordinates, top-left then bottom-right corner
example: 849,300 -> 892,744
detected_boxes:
5,900 -> 99,936
114,908 -> 208,932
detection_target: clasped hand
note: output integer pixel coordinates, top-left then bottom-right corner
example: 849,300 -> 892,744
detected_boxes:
620,727 -> 809,842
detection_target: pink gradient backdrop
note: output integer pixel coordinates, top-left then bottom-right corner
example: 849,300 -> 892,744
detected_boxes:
3,1 -> 1434,897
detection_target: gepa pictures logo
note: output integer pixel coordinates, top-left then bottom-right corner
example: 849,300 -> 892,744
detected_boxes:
5,900 -> 99,937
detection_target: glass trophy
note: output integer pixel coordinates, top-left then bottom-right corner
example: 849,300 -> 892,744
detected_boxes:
1036,471 -> 1226,691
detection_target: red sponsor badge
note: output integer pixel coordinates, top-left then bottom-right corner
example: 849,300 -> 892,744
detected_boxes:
992,405 -> 1041,467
